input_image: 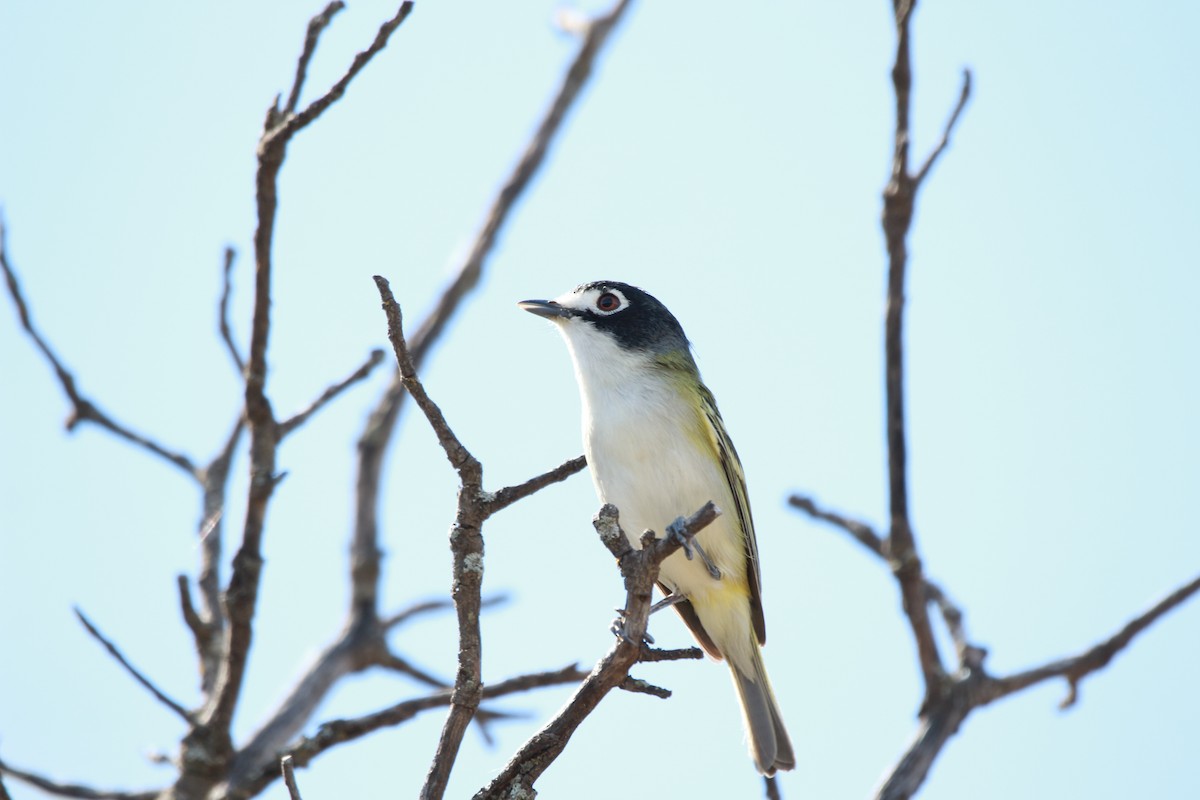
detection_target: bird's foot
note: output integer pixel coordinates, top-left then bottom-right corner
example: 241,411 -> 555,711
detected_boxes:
665,516 -> 722,580
610,607 -> 655,646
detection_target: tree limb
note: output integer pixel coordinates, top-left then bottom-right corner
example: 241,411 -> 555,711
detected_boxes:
0,760 -> 157,800
487,455 -> 588,513
872,571 -> 1200,800
789,494 -> 981,664
880,0 -> 972,710
277,348 -> 386,438
284,2 -> 347,115
0,217 -> 200,479
234,664 -> 591,798
74,607 -> 192,723
218,246 -> 245,376
474,502 -> 717,800
176,7 -> 418,794
373,276 -> 485,800
408,0 -> 634,362
280,755 -> 303,800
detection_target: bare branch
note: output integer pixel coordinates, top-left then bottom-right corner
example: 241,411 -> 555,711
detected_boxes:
487,455 -> 587,513
280,755 -> 303,800
1,218 -> 199,478
199,4 -> 418,783
475,502 -> 718,799
284,2 -> 347,115
0,760 -> 157,800
881,0 -> 965,708
279,2 -> 415,139
177,574 -> 211,655
873,572 -> 1200,800
765,775 -> 781,800
989,572 -> 1200,708
235,665 -> 590,798
408,0 -> 634,363
374,276 -> 478,478
373,275 -> 489,800
381,598 -> 455,629
789,494 -> 980,664
73,607 -> 192,723
914,69 -> 972,185
636,646 -> 704,664
378,649 -> 450,691
192,418 -> 245,695
617,676 -> 672,698
218,246 -> 245,375
277,348 -> 386,438
789,494 -> 885,556
340,9 -> 635,765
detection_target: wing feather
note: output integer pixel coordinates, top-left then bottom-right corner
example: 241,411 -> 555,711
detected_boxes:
697,382 -> 767,645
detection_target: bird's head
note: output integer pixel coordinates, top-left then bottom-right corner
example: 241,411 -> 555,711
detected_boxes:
518,280 -> 692,362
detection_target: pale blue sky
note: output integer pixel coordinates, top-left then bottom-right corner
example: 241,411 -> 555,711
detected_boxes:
2,2 -> 1198,799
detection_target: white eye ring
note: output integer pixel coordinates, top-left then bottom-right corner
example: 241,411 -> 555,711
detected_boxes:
591,288 -> 627,315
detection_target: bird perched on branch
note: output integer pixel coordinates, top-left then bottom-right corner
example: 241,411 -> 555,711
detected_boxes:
519,280 -> 794,776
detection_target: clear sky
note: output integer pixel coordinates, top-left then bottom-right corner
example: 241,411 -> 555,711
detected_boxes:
2,2 -> 1198,799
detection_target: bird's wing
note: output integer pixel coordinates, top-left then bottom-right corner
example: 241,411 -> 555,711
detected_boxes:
698,382 -> 767,645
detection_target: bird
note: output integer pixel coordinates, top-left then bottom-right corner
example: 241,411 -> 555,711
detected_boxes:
519,280 -> 795,776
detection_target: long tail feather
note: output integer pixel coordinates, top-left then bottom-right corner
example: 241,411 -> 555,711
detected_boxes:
730,644 -> 795,776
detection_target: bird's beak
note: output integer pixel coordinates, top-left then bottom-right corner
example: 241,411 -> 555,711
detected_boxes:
518,299 -> 573,320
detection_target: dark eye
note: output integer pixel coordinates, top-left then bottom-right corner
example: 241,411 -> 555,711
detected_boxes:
596,292 -> 621,312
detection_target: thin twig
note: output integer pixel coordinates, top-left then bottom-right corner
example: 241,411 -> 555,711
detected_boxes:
989,572 -> 1200,708
197,4 -> 418,788
73,608 -> 192,722
487,455 -> 588,513
789,494 -> 978,663
0,217 -> 199,478
280,755 -> 303,800
277,348 -> 386,438
373,276 -> 486,800
285,2 -> 347,115
617,676 -> 672,698
0,760 -> 157,800
872,572 -> 1200,800
475,502 -> 718,800
378,649 -> 450,691
279,2 -> 415,139
880,0 -> 960,708
235,665 -> 591,798
374,277 -> 476,476
176,575 -> 210,654
192,417 -> 244,696
914,69 -> 972,185
218,246 -> 245,375
765,775 -> 781,800
341,5 -> 632,766
788,494 -> 885,556
408,0 -> 633,363
636,645 -> 705,664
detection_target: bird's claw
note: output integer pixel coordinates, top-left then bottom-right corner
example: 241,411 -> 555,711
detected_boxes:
665,516 -> 721,580
611,608 -> 655,646
666,516 -> 695,560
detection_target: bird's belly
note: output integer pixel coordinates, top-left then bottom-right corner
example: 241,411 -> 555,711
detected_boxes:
584,409 -> 748,600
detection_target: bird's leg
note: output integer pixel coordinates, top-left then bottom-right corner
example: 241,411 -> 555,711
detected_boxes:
649,592 -> 688,616
692,541 -> 722,580
665,515 -> 722,580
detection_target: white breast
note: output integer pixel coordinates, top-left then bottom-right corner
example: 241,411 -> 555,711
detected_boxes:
557,321 -> 749,601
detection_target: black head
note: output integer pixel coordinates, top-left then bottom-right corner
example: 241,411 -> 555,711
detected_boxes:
519,280 -> 691,356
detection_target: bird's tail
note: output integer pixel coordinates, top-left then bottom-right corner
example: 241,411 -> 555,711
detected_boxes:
730,642 -> 795,776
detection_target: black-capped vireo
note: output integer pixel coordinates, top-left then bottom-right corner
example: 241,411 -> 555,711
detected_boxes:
520,280 -> 795,776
